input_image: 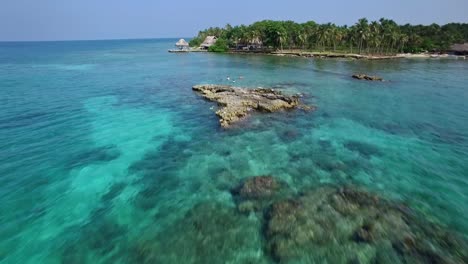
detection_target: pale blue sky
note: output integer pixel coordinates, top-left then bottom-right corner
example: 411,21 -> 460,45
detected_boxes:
1,0 -> 467,41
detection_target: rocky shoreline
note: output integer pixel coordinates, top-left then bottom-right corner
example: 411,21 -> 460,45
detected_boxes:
226,50 -> 466,60
193,84 -> 314,128
271,51 -> 400,60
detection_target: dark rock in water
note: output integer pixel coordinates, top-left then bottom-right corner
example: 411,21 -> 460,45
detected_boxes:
193,84 -> 315,128
132,202 -> 263,263
236,176 -> 280,199
263,186 -> 468,263
231,176 -> 291,214
352,74 -> 383,81
344,140 -> 382,158
279,128 -> 302,143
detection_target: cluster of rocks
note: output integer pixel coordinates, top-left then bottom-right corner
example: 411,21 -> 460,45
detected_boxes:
352,74 -> 384,81
193,84 -> 314,128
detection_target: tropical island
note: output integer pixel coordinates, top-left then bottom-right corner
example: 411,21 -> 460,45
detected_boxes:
188,18 -> 468,57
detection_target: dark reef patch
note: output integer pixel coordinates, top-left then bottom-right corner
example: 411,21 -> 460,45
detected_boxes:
233,176 -> 281,200
231,176 -> 293,214
67,145 -> 121,170
133,174 -> 183,211
318,139 -> 333,150
61,209 -> 127,264
278,127 -> 303,143
135,176 -> 468,263
410,122 -> 467,145
130,202 -> 263,263
262,185 -> 468,263
129,137 -> 191,177
101,182 -> 127,203
344,140 -> 382,158
314,157 -> 347,173
129,137 -> 194,211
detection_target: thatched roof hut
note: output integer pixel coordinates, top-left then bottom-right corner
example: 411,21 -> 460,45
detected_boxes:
176,39 -> 189,49
451,43 -> 468,55
201,36 -> 217,49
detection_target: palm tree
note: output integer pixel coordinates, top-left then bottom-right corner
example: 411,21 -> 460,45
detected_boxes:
378,18 -> 388,54
348,26 -> 358,53
302,21 -> 318,49
193,17 -> 468,55
398,34 -> 409,53
382,19 -> 398,54
355,18 -> 370,54
329,25 -> 343,52
369,21 -> 381,54
298,29 -> 308,49
278,30 -> 286,51
389,29 -> 400,54
317,24 -> 331,51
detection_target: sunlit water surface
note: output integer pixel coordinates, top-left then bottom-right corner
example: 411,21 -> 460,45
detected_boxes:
0,39 -> 467,263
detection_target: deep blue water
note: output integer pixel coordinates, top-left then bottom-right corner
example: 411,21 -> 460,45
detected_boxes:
0,39 -> 467,263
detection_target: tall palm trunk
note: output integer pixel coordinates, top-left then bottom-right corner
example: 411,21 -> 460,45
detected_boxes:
359,39 -> 363,54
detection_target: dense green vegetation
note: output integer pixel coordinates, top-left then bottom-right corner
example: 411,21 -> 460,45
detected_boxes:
189,37 -> 203,48
190,18 -> 468,54
208,38 -> 229,52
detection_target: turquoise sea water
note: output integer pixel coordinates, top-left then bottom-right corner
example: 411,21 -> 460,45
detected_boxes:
0,39 -> 467,263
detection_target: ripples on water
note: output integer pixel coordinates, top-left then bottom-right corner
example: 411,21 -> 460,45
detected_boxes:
0,39 -> 467,263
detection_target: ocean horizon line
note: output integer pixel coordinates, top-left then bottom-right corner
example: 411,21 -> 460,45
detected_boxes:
0,37 -> 191,43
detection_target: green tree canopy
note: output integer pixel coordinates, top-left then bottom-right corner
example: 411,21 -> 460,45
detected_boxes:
190,19 -> 468,54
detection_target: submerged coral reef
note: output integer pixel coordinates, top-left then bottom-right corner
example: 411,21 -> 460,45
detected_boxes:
131,202 -> 264,263
264,185 -> 468,263
129,176 -> 468,263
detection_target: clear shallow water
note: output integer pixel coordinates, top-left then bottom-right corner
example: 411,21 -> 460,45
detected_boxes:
0,39 -> 467,263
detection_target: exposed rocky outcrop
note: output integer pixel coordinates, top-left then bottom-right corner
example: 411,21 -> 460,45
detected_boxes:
193,84 -> 314,127
264,186 -> 468,263
352,74 -> 384,81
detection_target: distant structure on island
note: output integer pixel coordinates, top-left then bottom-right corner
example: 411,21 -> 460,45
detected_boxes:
450,43 -> 468,55
175,39 -> 189,51
169,39 -> 190,53
201,36 -> 217,50
236,37 -> 263,51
